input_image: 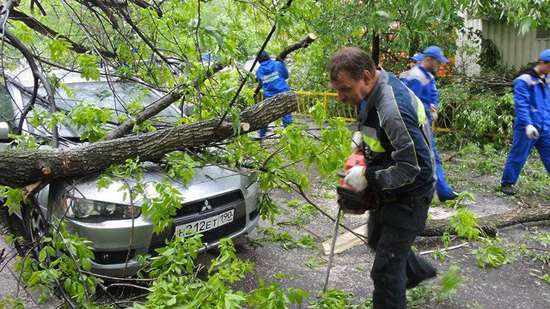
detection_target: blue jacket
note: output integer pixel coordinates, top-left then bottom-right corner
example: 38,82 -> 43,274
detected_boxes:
513,69 -> 550,130
399,65 -> 438,122
256,59 -> 291,98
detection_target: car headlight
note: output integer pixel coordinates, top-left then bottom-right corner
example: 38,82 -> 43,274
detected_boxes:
243,171 -> 258,188
62,196 -> 141,220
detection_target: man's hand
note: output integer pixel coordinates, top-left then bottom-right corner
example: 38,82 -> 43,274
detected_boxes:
344,166 -> 368,191
351,131 -> 364,153
526,124 -> 540,139
430,104 -> 438,122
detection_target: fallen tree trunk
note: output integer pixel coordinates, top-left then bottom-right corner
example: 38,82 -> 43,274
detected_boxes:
421,206 -> 550,237
323,206 -> 550,254
102,64 -> 226,140
0,92 -> 298,188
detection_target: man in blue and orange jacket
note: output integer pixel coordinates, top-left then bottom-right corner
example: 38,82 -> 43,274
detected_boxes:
501,49 -> 550,195
400,46 -> 458,202
255,51 -> 292,138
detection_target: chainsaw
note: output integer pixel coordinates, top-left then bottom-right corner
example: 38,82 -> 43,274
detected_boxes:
336,151 -> 379,214
323,151 -> 379,292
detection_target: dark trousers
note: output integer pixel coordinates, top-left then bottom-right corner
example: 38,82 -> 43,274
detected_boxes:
368,192 -> 437,309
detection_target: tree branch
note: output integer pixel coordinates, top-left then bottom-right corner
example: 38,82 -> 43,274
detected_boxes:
2,28 -> 59,147
6,8 -> 117,58
102,62 -> 225,140
0,92 -> 298,188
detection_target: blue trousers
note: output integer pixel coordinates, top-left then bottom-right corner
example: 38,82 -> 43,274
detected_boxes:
501,127 -> 550,186
431,133 -> 454,199
259,113 -> 293,138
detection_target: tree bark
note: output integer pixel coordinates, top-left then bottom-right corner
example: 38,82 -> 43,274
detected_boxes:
421,206 -> 550,237
372,32 -> 380,66
102,63 -> 225,140
276,33 -> 316,61
0,92 -> 298,188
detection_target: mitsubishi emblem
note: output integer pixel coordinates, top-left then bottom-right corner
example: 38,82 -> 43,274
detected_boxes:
201,199 -> 212,212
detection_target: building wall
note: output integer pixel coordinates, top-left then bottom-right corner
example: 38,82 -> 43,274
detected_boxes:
482,19 -> 550,70
455,18 -> 483,76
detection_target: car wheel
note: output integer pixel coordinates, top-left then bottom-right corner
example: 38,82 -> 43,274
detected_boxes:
25,202 -> 47,247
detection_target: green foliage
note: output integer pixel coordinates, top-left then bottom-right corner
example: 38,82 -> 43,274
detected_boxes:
535,274 -> 550,285
137,236 -> 308,308
294,203 -> 318,226
309,289 -> 353,309
432,247 -> 449,261
14,220 -> 99,307
436,266 -> 462,301
438,83 -> 515,140
141,182 -> 184,234
305,256 -> 327,269
247,277 -> 309,308
477,38 -> 501,71
474,237 -> 512,268
77,54 -> 100,81
0,294 -> 25,309
47,37 -> 70,61
30,110 -> 67,132
443,191 -> 476,209
257,227 -> 316,251
69,103 -> 113,142
164,152 -> 199,186
309,102 -> 327,126
258,193 -> 281,223
7,133 -> 39,149
0,186 -> 25,215
449,209 -> 481,241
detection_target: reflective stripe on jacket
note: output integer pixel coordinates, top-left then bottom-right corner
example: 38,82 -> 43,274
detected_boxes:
359,68 -> 435,196
513,69 -> 550,131
400,65 -> 438,122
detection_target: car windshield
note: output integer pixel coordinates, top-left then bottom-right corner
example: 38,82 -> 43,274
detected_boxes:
23,81 -> 181,139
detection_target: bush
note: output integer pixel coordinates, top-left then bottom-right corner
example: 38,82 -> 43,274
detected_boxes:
438,82 -> 515,142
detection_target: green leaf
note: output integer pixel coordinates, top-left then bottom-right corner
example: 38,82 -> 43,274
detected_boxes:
77,54 -> 100,81
166,297 -> 177,306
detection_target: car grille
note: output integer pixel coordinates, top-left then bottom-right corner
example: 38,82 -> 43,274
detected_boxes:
200,217 -> 246,244
175,190 -> 243,217
94,249 -> 135,265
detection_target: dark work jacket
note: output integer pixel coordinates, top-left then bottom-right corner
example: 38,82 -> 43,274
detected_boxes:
358,68 -> 436,197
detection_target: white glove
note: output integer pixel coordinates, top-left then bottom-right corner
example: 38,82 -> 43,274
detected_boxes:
351,131 -> 364,153
344,166 -> 368,191
526,125 -> 539,139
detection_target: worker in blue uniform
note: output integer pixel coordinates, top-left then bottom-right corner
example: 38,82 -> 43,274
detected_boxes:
255,51 -> 292,138
501,49 -> 550,195
400,46 -> 458,202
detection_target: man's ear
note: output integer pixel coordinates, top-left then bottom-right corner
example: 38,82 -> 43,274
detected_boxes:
362,70 -> 372,84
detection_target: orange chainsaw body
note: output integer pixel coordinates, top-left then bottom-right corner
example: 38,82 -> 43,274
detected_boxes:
337,151 -> 379,214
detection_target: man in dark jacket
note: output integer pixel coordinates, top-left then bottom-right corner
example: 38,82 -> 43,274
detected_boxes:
501,49 -> 550,195
255,51 -> 292,138
329,47 -> 437,309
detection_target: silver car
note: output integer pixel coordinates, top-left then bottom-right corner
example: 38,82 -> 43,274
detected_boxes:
0,72 -> 260,277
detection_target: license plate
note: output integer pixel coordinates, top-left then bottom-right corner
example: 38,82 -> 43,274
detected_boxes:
176,209 -> 234,235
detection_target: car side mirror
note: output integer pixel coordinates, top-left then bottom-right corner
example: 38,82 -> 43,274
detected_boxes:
0,122 -> 10,140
